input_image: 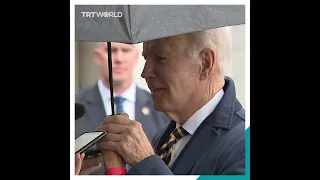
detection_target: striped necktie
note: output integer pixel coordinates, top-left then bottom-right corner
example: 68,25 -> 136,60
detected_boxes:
157,126 -> 189,167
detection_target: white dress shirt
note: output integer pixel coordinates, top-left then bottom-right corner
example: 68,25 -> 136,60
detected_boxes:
170,89 -> 225,165
97,80 -> 136,120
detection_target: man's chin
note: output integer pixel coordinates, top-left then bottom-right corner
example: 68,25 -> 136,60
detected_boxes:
153,105 -> 162,112
112,79 -> 126,86
152,101 -> 167,112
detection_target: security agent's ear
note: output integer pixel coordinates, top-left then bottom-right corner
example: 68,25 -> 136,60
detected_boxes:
199,48 -> 215,80
93,48 -> 104,66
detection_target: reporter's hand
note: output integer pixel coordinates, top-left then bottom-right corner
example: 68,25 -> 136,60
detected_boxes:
75,153 -> 85,175
79,155 -> 103,175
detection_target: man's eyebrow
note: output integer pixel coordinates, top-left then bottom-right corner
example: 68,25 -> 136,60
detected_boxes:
158,51 -> 173,58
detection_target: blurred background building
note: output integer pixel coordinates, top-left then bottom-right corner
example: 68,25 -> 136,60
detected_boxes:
74,24 -> 245,107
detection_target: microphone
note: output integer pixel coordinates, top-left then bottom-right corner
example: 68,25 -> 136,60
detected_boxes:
75,103 -> 86,120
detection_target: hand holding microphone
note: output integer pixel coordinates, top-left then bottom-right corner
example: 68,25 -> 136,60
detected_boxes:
75,103 -> 103,175
75,103 -> 127,175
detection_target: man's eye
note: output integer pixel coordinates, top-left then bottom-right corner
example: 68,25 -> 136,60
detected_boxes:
122,49 -> 131,53
159,59 -> 166,63
157,56 -> 167,63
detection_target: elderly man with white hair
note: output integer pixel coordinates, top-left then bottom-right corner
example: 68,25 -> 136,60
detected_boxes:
96,27 -> 245,175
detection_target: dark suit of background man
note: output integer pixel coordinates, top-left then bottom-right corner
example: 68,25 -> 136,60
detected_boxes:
75,42 -> 170,175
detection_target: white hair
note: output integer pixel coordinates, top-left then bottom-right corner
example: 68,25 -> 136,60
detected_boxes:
135,42 -> 143,54
184,27 -> 230,76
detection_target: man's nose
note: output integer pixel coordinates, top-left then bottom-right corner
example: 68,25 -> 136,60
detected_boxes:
112,51 -> 124,63
141,60 -> 155,79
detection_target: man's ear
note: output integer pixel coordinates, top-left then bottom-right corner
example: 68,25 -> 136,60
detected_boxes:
199,48 -> 215,80
93,48 -> 103,66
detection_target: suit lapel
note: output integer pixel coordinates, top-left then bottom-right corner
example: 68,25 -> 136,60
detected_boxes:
171,77 -> 240,174
84,84 -> 107,129
171,112 -> 220,174
135,87 -> 149,125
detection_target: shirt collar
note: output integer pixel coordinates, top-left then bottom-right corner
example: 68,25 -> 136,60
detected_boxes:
177,89 -> 224,135
97,80 -> 136,102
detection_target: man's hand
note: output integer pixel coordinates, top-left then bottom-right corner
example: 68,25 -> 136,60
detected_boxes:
97,113 -> 155,167
95,117 -> 126,169
102,149 -> 126,169
79,155 -> 103,175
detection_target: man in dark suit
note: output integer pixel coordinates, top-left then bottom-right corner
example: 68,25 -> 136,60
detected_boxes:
96,27 -> 245,175
75,42 -> 170,175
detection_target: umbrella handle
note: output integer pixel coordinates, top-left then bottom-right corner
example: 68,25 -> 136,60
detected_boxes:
107,42 -> 115,115
105,42 -> 126,175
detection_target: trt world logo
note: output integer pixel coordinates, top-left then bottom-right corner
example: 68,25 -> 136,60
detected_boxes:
81,12 -> 123,18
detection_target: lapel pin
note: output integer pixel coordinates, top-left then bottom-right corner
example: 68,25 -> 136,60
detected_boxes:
142,107 -> 150,116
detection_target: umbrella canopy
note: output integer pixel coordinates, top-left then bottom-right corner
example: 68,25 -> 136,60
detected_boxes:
75,5 -> 245,116
75,5 -> 245,43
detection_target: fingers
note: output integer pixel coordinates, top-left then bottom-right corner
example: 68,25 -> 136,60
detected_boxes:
101,114 -> 131,125
116,112 -> 129,118
97,133 -> 123,153
79,164 -> 101,175
102,132 -> 122,142
75,153 -> 82,175
80,153 -> 85,160
98,141 -> 119,152
82,155 -> 103,169
96,114 -> 134,134
96,123 -> 126,134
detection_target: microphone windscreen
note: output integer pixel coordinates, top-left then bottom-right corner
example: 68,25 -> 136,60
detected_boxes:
75,103 -> 86,120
